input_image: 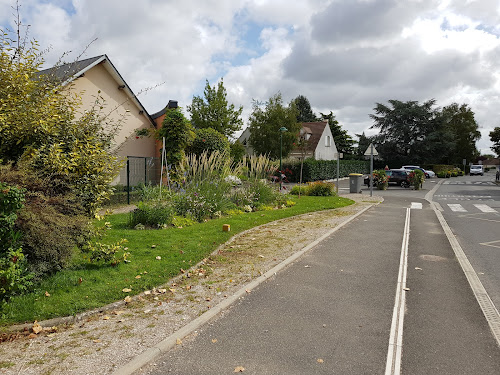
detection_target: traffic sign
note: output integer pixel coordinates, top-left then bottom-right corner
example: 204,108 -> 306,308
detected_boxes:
364,143 -> 378,156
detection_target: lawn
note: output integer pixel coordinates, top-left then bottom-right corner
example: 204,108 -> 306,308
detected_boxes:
0,195 -> 353,325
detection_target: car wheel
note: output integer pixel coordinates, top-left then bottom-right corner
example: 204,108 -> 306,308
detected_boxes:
401,181 -> 410,188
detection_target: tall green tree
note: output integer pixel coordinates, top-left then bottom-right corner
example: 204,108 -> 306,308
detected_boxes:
187,79 -> 243,138
355,132 -> 372,159
439,103 -> 480,164
292,95 -> 317,123
248,93 -> 300,159
156,107 -> 194,178
320,111 -> 355,154
490,127 -> 500,157
369,99 -> 438,164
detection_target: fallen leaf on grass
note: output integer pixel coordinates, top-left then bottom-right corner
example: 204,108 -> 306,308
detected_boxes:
122,288 -> 132,293
135,275 -> 141,279
44,291 -> 50,297
234,366 -> 245,372
156,256 -> 161,260
124,296 -> 132,303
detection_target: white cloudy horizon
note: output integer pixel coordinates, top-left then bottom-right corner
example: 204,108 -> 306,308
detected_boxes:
1,0 -> 499,156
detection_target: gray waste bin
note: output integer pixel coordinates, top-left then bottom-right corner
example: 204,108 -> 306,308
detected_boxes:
349,173 -> 363,193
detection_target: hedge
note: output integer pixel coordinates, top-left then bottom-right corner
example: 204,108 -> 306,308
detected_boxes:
282,159 -> 369,182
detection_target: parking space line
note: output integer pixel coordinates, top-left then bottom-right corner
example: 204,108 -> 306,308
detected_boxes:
385,207 -> 411,375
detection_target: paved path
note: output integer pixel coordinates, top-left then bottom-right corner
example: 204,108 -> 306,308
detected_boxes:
137,196 -> 500,374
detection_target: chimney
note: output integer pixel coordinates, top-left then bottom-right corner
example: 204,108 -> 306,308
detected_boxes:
167,100 -> 178,109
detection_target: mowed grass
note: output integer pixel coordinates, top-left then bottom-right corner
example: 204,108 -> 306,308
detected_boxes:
0,195 -> 353,325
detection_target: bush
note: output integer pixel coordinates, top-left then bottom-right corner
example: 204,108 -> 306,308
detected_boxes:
129,200 -> 176,228
373,170 -> 389,190
290,185 -> 308,195
0,247 -> 34,303
282,159 -> 369,182
187,128 -> 230,157
0,182 -> 25,253
306,181 -> 336,196
1,166 -> 92,278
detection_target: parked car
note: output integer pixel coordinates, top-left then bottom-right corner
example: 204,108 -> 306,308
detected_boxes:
364,169 -> 410,188
401,165 -> 434,178
469,164 -> 484,176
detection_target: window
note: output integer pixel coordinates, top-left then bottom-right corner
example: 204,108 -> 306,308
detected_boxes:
325,135 -> 331,147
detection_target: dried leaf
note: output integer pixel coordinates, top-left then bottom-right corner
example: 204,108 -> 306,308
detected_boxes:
124,296 -> 132,303
135,275 -> 141,279
122,288 -> 132,293
44,291 -> 51,297
32,321 -> 43,334
415,267 -> 422,270
185,285 -> 192,290
156,256 -> 161,260
317,359 -> 324,363
211,339 -> 218,343
158,289 -> 167,294
144,290 -> 151,295
151,244 -> 156,248
234,366 -> 245,372
102,315 -> 110,320
169,288 -> 176,294
93,339 -> 101,343
176,338 -> 182,345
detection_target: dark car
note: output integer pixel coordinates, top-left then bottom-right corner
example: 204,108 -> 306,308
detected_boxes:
364,169 -> 410,188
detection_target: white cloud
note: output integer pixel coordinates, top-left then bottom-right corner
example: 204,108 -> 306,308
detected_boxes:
2,0 -> 500,154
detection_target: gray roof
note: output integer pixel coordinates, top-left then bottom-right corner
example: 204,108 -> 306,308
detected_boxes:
37,55 -> 106,83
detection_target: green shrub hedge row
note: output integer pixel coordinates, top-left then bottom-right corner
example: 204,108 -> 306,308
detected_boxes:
282,159 -> 369,182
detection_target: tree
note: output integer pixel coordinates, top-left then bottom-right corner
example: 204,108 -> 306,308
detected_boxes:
320,111 -> 355,154
0,20 -> 122,216
293,95 -> 317,123
156,107 -> 194,178
369,99 -> 438,164
355,132 -> 372,159
439,103 -> 480,164
490,127 -> 500,157
187,79 -> 243,138
248,93 -> 300,159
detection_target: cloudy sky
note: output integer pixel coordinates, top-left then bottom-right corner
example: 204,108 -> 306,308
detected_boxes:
1,0 -> 499,154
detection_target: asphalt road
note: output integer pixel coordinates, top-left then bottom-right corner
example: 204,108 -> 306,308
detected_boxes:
431,172 -> 500,314
137,183 -> 500,375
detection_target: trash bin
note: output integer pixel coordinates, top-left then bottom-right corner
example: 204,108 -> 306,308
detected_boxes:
349,173 -> 363,193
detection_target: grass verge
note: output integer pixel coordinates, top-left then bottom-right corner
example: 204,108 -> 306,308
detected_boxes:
1,195 -> 353,325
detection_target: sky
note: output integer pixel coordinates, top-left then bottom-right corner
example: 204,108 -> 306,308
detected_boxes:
1,0 -> 500,155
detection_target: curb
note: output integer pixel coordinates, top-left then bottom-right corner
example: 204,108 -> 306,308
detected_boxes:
112,202 -> 378,375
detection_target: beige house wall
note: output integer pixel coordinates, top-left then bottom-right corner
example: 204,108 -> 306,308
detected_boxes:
67,62 -> 156,162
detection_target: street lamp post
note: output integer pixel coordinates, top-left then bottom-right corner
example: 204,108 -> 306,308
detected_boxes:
279,127 -> 288,191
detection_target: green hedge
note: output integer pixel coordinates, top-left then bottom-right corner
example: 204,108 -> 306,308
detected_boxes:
282,159 -> 369,182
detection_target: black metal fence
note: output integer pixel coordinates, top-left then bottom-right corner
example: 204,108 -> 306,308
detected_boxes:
115,156 -> 162,204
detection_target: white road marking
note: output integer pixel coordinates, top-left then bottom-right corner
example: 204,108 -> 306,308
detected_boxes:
474,204 -> 498,213
411,202 -> 422,209
448,204 -> 467,212
385,208 -> 410,375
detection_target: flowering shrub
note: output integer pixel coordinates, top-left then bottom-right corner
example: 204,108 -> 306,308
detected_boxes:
373,170 -> 389,190
409,169 -> 425,190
